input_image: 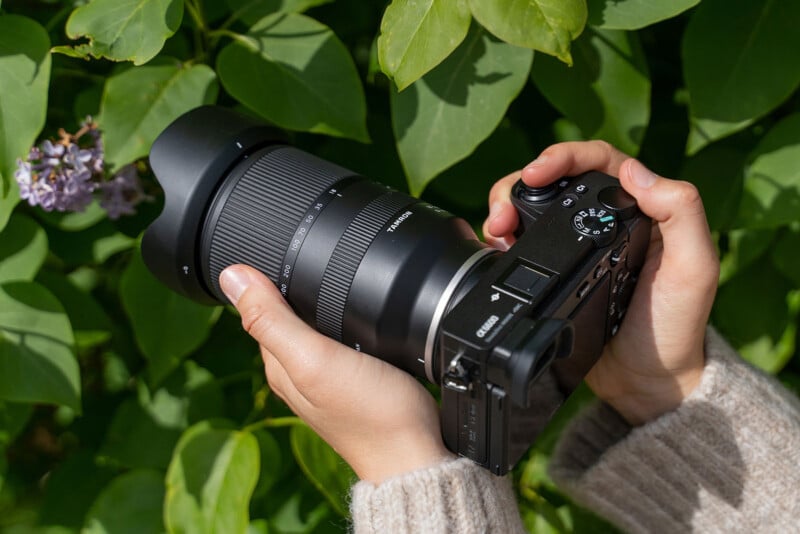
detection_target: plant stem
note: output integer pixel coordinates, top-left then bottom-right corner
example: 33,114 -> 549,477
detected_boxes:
208,29 -> 259,51
243,416 -> 305,433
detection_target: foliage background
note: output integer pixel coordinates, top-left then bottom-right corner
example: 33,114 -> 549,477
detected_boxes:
1,0 -> 799,532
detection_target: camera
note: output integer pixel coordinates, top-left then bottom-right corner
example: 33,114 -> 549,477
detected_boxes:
142,106 -> 650,475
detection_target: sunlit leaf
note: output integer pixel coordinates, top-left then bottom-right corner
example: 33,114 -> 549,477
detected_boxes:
0,15 -> 51,232
0,282 -> 80,411
587,0 -> 699,30
378,0 -> 471,90
290,423 -> 354,517
0,215 -> 47,283
532,27 -> 650,156
165,421 -> 260,534
65,0 -> 183,65
679,146 -> 745,232
99,61 -> 218,169
217,13 -> 369,142
737,114 -> 800,229
84,470 -> 165,534
392,26 -> 532,195
468,0 -> 586,63
683,0 -> 800,153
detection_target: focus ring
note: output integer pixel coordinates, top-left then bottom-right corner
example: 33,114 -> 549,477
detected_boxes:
316,192 -> 414,340
205,146 -> 355,300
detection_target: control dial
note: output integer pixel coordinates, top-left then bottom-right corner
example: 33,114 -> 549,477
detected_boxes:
572,207 -> 617,246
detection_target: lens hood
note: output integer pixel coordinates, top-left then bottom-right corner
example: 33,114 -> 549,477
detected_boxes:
142,106 -> 280,302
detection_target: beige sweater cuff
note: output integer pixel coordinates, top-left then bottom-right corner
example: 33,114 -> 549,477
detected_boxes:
548,327 -> 800,533
349,457 -> 526,534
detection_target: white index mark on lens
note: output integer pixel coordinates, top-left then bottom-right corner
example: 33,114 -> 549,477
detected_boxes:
236,142 -> 243,148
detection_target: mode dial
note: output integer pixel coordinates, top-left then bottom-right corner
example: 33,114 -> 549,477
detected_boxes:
572,207 -> 617,246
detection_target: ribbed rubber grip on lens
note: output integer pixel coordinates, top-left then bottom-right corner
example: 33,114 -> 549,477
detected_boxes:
206,146 -> 353,298
316,191 -> 413,340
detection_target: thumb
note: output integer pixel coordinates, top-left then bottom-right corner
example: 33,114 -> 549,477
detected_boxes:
618,158 -> 719,278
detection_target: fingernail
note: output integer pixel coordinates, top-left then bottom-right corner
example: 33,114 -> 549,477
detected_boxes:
629,160 -> 657,189
220,267 -> 251,305
488,202 -> 503,223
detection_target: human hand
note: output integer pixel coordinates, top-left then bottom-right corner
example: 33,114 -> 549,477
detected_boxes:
483,141 -> 720,425
219,265 -> 454,483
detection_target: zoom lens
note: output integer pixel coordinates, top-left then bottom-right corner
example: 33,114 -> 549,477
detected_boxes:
143,106 -> 498,381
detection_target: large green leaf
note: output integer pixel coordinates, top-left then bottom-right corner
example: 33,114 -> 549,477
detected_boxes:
225,0 -> 332,25
736,114 -> 800,229
0,215 -> 47,283
0,15 -> 51,232
679,146 -> 745,232
532,28 -> 650,156
772,226 -> 800,288
217,13 -> 369,142
290,424 -> 354,517
65,0 -> 183,65
718,228 -> 775,285
165,421 -> 260,534
587,0 -> 699,30
713,262 -> 796,373
467,0 -> 586,63
99,61 -> 217,169
392,26 -> 533,195
84,470 -> 165,534
0,282 -> 80,411
378,0 -> 471,90
120,250 -> 222,384
682,0 -> 800,154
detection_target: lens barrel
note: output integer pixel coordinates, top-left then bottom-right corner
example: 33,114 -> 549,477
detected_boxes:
144,106 -> 497,381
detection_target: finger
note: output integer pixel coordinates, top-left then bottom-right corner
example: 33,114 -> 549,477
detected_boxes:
220,265 -> 357,385
484,171 -> 521,242
521,141 -> 631,186
618,158 -> 720,286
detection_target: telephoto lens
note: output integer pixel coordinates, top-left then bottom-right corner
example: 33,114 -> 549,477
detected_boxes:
143,106 -> 498,382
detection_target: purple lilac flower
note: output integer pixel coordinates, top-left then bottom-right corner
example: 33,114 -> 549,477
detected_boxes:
99,164 -> 149,220
14,117 -> 150,219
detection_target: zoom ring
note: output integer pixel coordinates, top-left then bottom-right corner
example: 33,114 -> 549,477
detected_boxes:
316,192 -> 414,340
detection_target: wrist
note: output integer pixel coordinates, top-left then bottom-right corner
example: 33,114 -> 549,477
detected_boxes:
605,363 -> 705,426
353,437 -> 456,484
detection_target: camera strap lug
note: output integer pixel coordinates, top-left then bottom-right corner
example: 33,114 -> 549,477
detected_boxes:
443,353 -> 472,393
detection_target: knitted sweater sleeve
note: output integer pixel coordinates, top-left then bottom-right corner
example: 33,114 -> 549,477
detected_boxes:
548,327 -> 800,532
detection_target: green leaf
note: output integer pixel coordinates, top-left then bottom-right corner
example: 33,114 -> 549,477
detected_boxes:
225,0 -> 333,25
99,61 -> 218,169
587,0 -> 699,30
251,429 -> 282,499
736,114 -> 800,229
532,27 -> 650,156
0,401 -> 32,447
392,26 -> 533,195
0,282 -> 80,411
713,262 -> 796,373
84,470 -> 165,534
467,0 -> 586,63
0,215 -> 47,283
37,201 -> 107,231
65,0 -> 183,65
290,424 -> 354,517
377,0 -> 471,90
679,146 -> 745,232
165,421 -> 260,534
772,226 -> 800,287
44,220 -> 136,266
718,228 -> 775,285
682,0 -> 800,153
0,15 -> 51,232
120,250 -> 222,384
217,13 -> 369,142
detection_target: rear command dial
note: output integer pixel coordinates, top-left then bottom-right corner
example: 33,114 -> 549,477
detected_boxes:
573,207 -> 616,246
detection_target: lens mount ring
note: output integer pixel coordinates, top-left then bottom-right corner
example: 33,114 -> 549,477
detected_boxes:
423,247 -> 497,383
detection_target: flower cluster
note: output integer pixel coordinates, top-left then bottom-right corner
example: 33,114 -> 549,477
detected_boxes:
14,118 -> 148,219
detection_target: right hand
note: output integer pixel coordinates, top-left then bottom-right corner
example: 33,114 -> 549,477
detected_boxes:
483,141 -> 720,425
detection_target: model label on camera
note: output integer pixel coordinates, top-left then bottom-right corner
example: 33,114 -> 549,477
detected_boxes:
386,211 -> 413,232
476,315 -> 500,338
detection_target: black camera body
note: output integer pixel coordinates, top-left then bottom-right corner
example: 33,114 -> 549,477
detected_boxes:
142,106 -> 650,476
439,175 -> 649,474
